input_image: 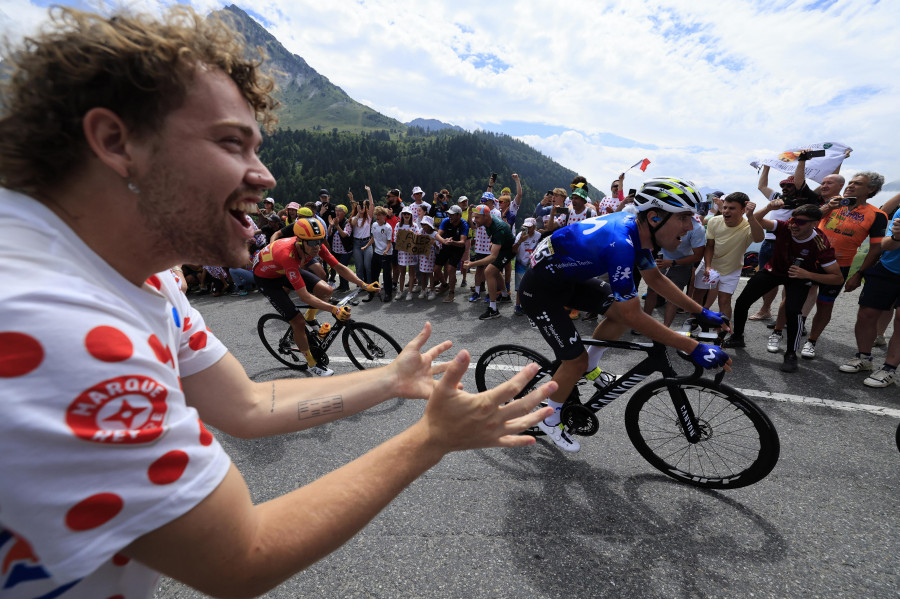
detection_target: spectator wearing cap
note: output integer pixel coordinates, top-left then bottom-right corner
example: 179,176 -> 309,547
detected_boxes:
463,205 -> 516,320
279,201 -> 301,226
457,195 -> 474,288
410,186 -> 431,214
467,197 -> 503,303
259,212 -> 283,243
512,218 -> 541,315
417,215 -> 441,300
317,188 -> 336,222
328,203 -> 353,291
394,207 -> 418,300
568,186 -> 597,223
480,191 -> 499,211
750,157 -> 847,327
435,204 -> 470,302
569,176 -> 598,214
260,197 -> 276,217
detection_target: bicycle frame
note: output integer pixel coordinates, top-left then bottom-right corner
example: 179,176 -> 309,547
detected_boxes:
560,335 -> 721,444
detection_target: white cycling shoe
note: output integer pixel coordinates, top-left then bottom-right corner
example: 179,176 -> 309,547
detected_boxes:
536,419 -> 581,452
309,364 -> 334,377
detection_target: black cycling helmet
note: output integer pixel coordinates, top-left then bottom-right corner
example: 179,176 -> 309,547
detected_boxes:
634,178 -> 702,214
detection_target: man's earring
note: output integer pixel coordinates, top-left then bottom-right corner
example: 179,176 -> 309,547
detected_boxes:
127,178 -> 140,195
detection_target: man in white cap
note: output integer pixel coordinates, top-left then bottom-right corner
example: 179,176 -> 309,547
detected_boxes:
512,217 -> 541,315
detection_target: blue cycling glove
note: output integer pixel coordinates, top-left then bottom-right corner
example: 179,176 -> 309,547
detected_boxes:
689,343 -> 730,369
692,308 -> 727,329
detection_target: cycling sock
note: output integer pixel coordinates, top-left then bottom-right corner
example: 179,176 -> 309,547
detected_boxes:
882,363 -> 897,371
304,350 -> 317,367
489,301 -> 497,310
772,329 -> 782,335
545,399 -> 564,427
807,339 -> 817,346
304,308 -> 319,322
474,285 -> 481,295
586,346 -> 607,372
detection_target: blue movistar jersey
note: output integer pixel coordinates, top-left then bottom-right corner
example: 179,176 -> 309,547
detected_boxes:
530,212 -> 655,301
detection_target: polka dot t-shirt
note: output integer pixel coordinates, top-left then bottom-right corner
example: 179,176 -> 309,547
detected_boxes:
0,190 -> 230,598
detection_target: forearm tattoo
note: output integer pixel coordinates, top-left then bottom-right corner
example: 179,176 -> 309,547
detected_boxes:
297,395 -> 344,420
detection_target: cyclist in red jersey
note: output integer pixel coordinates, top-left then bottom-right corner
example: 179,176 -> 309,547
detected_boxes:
253,218 -> 379,376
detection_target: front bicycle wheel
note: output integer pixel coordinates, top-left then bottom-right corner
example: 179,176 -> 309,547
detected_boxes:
624,379 -> 779,489
258,314 -> 306,370
342,322 -> 402,370
474,344 -> 552,396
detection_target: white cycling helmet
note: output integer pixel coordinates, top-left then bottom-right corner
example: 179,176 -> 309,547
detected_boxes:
634,178 -> 702,214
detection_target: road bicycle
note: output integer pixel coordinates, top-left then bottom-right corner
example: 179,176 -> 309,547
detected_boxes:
258,289 -> 402,371
475,325 -> 780,489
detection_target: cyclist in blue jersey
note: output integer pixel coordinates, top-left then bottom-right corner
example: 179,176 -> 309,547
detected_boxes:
519,177 -> 732,451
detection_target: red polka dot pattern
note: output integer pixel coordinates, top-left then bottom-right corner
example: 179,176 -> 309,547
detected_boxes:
0,332 -> 43,377
183,317 -> 193,332
65,493 -> 124,531
148,335 -> 174,368
85,326 -> 133,362
199,420 -> 214,446
112,554 -> 131,566
146,275 -> 161,290
188,331 -> 207,351
148,450 -> 190,485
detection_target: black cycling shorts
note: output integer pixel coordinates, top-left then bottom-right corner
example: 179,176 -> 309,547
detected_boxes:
858,262 -> 900,311
254,270 -> 323,320
519,266 -> 616,361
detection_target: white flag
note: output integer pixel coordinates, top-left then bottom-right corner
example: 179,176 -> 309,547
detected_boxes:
750,142 -> 852,184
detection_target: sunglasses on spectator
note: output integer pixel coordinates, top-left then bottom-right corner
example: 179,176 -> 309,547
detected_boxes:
789,217 -> 814,226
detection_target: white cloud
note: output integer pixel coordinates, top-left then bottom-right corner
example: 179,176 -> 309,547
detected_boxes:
3,0 -> 897,200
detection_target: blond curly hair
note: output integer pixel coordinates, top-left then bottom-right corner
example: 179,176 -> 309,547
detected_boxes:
0,6 -> 279,194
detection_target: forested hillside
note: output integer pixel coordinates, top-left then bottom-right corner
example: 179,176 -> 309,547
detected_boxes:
216,5 -> 586,216
260,127 -> 583,217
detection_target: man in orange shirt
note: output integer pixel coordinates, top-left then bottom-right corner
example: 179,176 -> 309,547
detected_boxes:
802,171 -> 888,359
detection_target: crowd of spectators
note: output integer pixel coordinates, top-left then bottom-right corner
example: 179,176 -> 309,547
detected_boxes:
184,157 -> 900,388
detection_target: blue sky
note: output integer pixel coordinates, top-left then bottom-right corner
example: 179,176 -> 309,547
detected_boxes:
2,0 -> 898,203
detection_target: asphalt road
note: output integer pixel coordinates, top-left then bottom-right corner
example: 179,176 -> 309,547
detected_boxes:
155,279 -> 899,599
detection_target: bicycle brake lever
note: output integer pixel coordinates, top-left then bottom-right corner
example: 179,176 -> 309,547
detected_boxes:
713,368 -> 727,386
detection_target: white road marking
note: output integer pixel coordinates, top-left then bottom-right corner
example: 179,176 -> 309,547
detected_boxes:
469,362 -> 900,419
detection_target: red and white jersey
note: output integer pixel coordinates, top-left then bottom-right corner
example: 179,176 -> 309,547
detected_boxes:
0,190 -> 230,599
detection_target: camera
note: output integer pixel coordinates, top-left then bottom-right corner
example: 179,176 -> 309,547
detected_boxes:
840,197 -> 856,207
797,149 -> 827,161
